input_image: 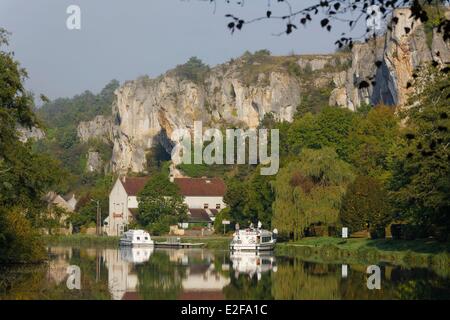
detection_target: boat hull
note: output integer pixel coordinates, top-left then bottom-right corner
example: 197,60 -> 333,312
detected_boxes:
230,241 -> 275,251
119,239 -> 154,247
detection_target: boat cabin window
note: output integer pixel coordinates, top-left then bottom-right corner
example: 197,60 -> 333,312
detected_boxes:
262,236 -> 271,243
136,237 -> 140,240
145,237 -> 148,240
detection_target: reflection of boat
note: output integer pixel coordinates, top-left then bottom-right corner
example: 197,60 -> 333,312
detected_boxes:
120,246 -> 154,264
229,251 -> 277,280
119,229 -> 154,246
230,225 -> 277,251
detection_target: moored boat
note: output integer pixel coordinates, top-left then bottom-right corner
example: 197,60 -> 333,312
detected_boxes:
230,223 -> 277,251
119,229 -> 154,246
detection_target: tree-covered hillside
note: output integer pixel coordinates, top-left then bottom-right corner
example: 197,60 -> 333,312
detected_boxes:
34,80 -> 119,191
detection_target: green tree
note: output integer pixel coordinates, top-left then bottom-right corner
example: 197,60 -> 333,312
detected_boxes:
389,66 -> 450,240
0,29 -> 64,262
349,106 -> 399,181
213,208 -> 232,234
172,57 -> 210,84
137,173 -> 187,234
272,147 -> 355,240
223,178 -> 249,226
243,170 -> 275,228
340,175 -> 392,238
286,107 -> 356,160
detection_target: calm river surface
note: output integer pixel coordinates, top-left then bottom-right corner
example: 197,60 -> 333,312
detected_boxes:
1,246 -> 449,300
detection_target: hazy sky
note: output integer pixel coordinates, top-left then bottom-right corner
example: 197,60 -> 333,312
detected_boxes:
0,0 -> 361,101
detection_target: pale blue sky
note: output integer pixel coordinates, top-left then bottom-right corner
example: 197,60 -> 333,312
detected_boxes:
0,0 -> 362,101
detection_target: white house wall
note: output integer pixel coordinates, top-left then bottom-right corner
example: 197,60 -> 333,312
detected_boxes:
108,179 -> 129,236
184,196 -> 226,210
127,196 -> 138,209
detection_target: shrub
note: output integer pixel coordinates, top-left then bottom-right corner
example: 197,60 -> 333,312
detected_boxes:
340,175 -> 392,237
390,224 -> 403,240
401,225 -> 418,240
370,227 -> 386,239
0,208 -> 46,263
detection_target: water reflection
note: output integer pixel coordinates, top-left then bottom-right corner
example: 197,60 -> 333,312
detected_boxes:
0,246 -> 449,300
229,252 -> 277,281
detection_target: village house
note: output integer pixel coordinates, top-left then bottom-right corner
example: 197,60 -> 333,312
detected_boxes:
105,176 -> 226,236
42,191 -> 78,235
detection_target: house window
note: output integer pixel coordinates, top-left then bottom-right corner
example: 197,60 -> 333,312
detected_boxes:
203,203 -> 209,209
137,237 -> 140,240
216,204 -> 221,209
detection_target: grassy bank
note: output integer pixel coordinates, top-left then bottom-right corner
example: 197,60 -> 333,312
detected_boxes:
43,234 -> 231,250
43,234 -> 120,247
277,237 -> 450,277
152,236 -> 231,250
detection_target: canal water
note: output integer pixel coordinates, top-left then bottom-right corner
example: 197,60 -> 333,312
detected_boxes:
0,246 -> 449,300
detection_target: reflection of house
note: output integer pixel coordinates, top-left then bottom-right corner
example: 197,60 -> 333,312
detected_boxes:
46,247 -> 73,285
103,247 -> 153,300
103,248 -> 137,300
106,176 -> 226,236
179,263 -> 230,300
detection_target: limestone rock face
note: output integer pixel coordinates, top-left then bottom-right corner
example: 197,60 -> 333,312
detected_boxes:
86,151 -> 103,173
110,65 -> 303,173
333,8 -> 448,110
96,9 -> 448,174
77,115 -> 113,143
17,125 -> 45,143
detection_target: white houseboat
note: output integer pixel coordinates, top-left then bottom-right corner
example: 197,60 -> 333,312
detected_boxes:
119,229 -> 154,247
230,223 -> 277,251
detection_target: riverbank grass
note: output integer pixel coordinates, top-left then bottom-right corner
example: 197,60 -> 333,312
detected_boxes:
43,234 -> 231,250
43,234 -> 120,247
277,237 -> 450,277
284,237 -> 450,254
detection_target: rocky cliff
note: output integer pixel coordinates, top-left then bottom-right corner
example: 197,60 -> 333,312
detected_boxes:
17,125 -> 45,143
331,8 -> 449,110
77,115 -> 113,143
77,8 -> 449,174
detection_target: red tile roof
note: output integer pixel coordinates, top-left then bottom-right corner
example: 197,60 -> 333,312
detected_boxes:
120,177 -> 150,196
174,178 -> 226,197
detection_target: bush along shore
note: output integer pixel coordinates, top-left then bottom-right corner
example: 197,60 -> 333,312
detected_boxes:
277,237 -> 450,278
